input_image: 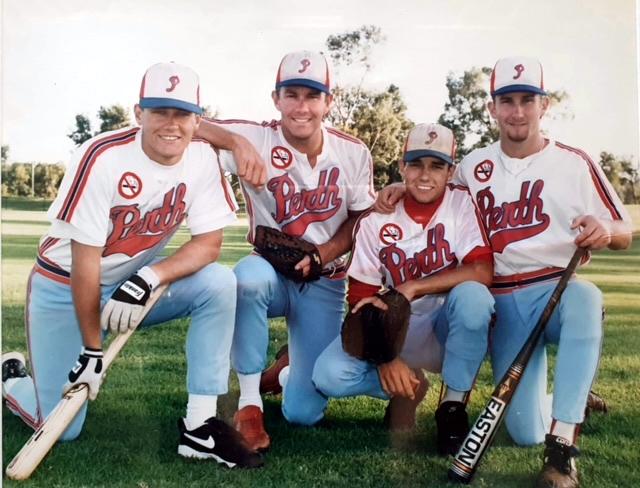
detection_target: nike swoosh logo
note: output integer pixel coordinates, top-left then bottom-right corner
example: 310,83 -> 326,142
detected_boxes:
184,432 -> 216,449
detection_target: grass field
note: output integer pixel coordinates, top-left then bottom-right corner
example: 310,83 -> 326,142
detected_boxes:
2,205 -> 640,487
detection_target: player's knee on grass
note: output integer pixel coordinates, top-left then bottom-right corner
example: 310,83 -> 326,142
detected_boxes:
58,414 -> 86,442
447,281 -> 494,331
504,393 -> 550,446
282,401 -> 324,426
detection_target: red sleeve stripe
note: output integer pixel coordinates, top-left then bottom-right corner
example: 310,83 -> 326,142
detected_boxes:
326,127 -> 365,146
57,128 -> 139,222
206,117 -> 263,126
38,236 -> 59,255
448,184 -> 492,247
344,208 -> 375,271
555,142 -> 622,220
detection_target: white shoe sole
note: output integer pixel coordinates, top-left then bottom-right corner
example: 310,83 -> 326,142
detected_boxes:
177,445 -> 237,468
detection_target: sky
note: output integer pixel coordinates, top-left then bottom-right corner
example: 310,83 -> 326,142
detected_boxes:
1,0 -> 639,167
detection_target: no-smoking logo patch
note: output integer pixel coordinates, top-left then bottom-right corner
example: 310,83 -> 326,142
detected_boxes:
271,146 -> 293,170
379,223 -> 403,245
474,160 -> 494,183
118,172 -> 143,199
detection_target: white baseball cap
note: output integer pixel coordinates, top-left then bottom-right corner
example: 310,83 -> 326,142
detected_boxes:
139,62 -> 202,115
403,123 -> 457,165
490,56 -> 546,97
275,50 -> 331,94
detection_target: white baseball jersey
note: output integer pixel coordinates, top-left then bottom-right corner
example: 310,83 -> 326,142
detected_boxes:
38,127 -> 237,285
347,186 -> 491,314
455,140 -> 631,279
213,119 -> 376,269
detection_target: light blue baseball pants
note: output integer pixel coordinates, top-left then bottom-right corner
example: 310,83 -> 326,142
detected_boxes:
490,279 -> 603,445
231,254 -> 346,425
5,261 -> 236,441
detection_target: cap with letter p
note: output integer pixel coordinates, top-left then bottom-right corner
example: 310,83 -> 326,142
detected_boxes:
139,62 -> 203,115
490,56 -> 546,97
275,50 -> 331,94
403,123 -> 457,165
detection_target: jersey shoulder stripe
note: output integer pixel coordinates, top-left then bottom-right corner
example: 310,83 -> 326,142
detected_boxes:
555,141 -> 622,220
208,117 -> 263,126
326,127 -> 366,146
57,128 -> 139,222
445,183 -> 491,247
344,207 -> 377,271
209,118 -> 280,130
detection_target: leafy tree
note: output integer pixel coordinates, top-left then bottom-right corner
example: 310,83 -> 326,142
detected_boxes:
68,114 -> 93,146
34,163 -> 66,199
438,67 -> 570,159
1,163 -> 32,197
68,104 -> 131,146
330,85 -> 412,187
325,26 -> 411,187
1,145 -> 9,164
598,151 -> 639,204
97,105 -> 130,133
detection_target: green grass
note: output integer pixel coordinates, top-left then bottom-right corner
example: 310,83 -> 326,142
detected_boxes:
2,208 -> 640,487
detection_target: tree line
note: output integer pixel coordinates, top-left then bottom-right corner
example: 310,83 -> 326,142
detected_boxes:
2,26 -> 638,204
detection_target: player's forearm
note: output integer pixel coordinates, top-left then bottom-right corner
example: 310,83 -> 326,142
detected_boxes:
70,241 -> 103,349
318,210 -> 365,264
608,220 -> 633,250
196,118 -> 240,151
398,261 -> 493,301
151,229 -> 222,284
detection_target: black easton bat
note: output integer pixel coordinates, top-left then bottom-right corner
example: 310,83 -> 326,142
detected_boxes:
448,247 -> 586,484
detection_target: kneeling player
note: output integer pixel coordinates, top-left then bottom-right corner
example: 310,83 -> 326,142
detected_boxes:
2,62 -> 263,469
312,123 -> 495,455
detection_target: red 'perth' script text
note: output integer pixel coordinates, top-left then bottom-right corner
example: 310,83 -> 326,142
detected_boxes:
475,180 -> 550,253
379,223 -> 455,286
104,184 -> 187,257
268,167 -> 342,237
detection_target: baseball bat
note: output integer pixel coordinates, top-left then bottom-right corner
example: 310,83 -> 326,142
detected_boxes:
448,247 -> 586,484
5,283 -> 168,481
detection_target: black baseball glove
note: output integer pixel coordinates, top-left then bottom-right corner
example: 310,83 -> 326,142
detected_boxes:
253,225 -> 323,283
341,288 -> 411,364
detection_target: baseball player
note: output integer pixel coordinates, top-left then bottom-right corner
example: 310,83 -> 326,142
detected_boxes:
312,123 -> 495,455
195,50 -> 376,452
1,62 -> 264,469
376,58 -> 632,487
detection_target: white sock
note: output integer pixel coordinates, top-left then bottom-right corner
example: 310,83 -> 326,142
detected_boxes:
185,394 -> 217,430
441,386 -> 467,404
238,372 -> 263,411
551,420 -> 577,443
278,366 -> 290,390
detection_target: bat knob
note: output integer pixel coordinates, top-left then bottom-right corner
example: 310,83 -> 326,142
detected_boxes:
447,467 -> 473,484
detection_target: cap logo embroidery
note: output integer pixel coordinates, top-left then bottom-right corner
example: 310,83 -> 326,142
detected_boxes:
166,75 -> 180,92
298,59 -> 311,73
512,64 -> 524,80
425,131 -> 438,145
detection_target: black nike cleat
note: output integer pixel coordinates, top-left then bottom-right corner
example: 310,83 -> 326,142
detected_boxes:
177,417 -> 264,469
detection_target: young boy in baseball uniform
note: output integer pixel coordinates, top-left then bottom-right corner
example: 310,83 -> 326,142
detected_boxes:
196,50 -> 376,452
377,58 -> 632,487
312,123 -> 495,456
2,62 -> 264,469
